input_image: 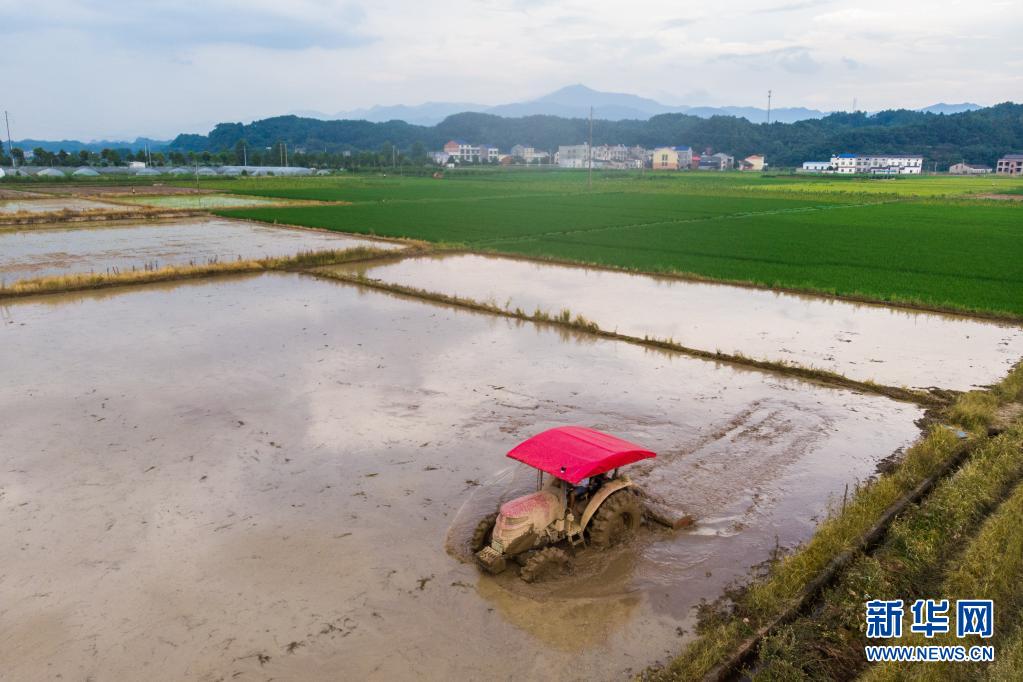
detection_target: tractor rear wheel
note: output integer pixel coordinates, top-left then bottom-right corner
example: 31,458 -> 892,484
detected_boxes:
519,547 -> 571,583
588,491 -> 643,548
470,513 -> 498,553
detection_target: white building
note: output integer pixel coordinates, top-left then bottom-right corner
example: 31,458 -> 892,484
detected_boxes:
558,144 -> 590,168
948,163 -> 992,175
801,161 -> 831,172
826,153 -> 923,175
477,144 -> 500,163
830,153 -> 858,174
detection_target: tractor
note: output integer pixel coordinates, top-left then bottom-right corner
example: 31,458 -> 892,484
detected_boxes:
472,426 -> 656,582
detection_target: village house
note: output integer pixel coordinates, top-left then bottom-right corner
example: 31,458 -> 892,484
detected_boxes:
739,154 -> 766,171
948,163 -> 992,175
996,154 -> 1023,175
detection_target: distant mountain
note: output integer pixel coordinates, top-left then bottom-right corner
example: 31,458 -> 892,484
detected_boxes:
917,102 -> 983,115
486,84 -> 829,123
13,137 -> 170,153
291,84 -> 829,125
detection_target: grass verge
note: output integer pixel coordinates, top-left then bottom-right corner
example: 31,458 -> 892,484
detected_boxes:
0,246 -> 401,299
0,207 -> 203,226
647,362 -> 1023,681
861,471 -> 1023,681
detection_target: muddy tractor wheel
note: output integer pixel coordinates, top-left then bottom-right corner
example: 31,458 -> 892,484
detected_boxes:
519,547 -> 571,583
470,513 -> 498,553
588,491 -> 643,548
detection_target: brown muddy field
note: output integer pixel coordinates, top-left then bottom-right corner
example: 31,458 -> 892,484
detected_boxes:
0,217 -> 402,283
0,272 -> 922,680
336,253 -> 1023,391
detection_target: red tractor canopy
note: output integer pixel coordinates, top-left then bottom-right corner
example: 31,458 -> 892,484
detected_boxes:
507,426 -> 656,485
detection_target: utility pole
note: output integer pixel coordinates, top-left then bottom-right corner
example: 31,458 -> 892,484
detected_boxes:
284,142 -> 289,167
243,142 -> 247,167
4,110 -> 16,169
766,90 -> 772,124
588,105 -> 593,190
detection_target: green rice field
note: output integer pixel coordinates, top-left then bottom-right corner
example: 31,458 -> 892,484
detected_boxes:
215,171 -> 1023,317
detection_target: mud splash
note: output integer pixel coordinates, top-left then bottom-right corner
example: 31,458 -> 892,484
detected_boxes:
333,253 -> 1023,391
0,273 -> 921,680
0,217 -> 401,283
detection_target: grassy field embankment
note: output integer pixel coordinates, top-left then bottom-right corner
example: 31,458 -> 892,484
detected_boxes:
649,365 -> 1023,681
215,172 -> 1023,318
0,246 -> 399,299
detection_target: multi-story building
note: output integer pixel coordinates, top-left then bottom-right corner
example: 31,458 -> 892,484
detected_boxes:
651,146 -> 693,170
996,154 -> 1023,175
478,144 -> 501,163
830,153 -> 858,174
949,163 -> 993,175
590,144 -> 629,164
557,144 -> 590,168
652,147 -> 680,170
698,152 -> 734,171
442,140 -> 485,163
509,144 -> 550,163
827,153 -> 923,175
857,154 -> 923,175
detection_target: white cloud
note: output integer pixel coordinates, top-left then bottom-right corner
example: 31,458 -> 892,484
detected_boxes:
1,0 -> 1020,138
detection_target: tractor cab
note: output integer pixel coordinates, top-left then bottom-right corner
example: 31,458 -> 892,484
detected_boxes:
473,426 -> 656,579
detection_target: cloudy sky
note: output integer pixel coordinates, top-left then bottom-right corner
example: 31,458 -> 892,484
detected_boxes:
2,0 -> 1021,140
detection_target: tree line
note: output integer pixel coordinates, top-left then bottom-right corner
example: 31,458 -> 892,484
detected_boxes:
169,103 -> 1023,169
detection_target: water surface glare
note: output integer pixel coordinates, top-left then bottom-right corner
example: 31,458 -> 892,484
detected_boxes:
0,217 -> 402,282
0,273 -> 921,680
336,253 -> 1023,391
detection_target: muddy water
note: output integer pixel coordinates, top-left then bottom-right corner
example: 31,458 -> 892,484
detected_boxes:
0,273 -> 921,681
335,253 -> 1023,391
0,197 -> 124,214
0,217 -> 401,282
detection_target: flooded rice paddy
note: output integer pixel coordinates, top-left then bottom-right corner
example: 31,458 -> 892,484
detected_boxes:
336,253 -> 1023,391
0,217 -> 401,283
0,197 -> 124,214
0,272 -> 922,680
114,194 -> 300,209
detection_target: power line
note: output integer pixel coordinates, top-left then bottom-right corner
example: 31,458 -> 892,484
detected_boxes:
4,111 -> 16,169
588,105 -> 593,190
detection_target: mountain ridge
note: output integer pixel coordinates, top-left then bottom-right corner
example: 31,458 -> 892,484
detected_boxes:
289,84 -> 983,126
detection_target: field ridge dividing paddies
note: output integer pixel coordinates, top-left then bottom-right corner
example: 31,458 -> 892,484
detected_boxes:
0,246 -> 406,299
311,268 -> 948,407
